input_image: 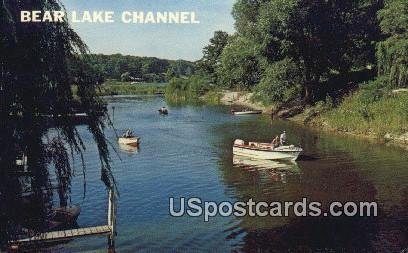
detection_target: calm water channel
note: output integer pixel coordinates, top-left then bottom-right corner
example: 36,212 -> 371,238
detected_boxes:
51,96 -> 407,252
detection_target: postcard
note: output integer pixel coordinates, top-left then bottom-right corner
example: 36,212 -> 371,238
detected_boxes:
1,0 -> 407,252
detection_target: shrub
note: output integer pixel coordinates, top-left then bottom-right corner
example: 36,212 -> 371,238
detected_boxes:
165,75 -> 211,103
357,76 -> 389,105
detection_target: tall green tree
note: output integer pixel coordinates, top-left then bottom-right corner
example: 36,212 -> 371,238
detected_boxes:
256,0 -> 297,62
198,31 -> 230,84
376,0 -> 408,88
232,0 -> 268,37
217,36 -> 262,89
241,0 -> 382,102
286,0 -> 382,101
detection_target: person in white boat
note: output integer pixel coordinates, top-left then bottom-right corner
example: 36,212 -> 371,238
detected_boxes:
123,129 -> 133,138
271,136 -> 280,149
280,131 -> 287,145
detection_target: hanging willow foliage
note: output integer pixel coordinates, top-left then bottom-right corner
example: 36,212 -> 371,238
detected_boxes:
0,0 -> 115,243
376,0 -> 408,88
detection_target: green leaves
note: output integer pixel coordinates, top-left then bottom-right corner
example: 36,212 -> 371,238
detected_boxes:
209,0 -> 383,103
378,0 -> 408,35
377,0 -> 408,88
217,36 -> 262,90
165,75 -> 211,103
253,58 -> 303,104
198,31 -> 230,84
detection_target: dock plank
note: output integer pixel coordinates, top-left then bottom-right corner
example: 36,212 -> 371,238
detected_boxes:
65,229 -> 72,237
12,225 -> 112,244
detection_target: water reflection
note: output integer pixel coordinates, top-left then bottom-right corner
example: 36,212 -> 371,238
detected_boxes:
232,155 -> 300,183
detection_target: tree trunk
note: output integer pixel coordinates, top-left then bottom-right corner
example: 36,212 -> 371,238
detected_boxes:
303,73 -> 314,104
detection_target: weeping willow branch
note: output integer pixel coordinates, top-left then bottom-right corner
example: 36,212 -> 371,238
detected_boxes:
0,0 -> 116,243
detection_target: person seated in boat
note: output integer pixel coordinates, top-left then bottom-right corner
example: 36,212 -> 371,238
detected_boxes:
280,131 -> 287,145
160,106 -> 167,111
123,129 -> 133,138
271,136 -> 280,149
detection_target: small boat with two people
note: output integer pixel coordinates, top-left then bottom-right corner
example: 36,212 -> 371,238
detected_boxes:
233,131 -> 303,161
158,107 -> 168,115
118,129 -> 140,147
231,108 -> 262,115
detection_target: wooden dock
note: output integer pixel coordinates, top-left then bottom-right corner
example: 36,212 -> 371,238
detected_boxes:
9,189 -> 117,250
14,225 -> 112,244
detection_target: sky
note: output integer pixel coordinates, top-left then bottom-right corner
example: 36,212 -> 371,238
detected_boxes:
63,0 -> 236,61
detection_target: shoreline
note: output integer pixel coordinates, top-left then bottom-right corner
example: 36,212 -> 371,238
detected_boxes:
219,91 -> 273,113
289,114 -> 408,150
217,90 -> 408,149
98,81 -> 166,96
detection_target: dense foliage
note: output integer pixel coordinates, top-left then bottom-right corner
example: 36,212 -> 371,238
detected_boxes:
253,58 -> 304,104
84,54 -> 195,83
99,81 -> 165,96
198,31 -> 230,84
376,0 -> 408,88
217,36 -> 262,89
193,0 -> 398,106
165,75 -> 211,103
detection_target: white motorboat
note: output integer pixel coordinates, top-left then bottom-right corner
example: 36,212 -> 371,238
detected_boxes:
118,142 -> 139,153
231,109 -> 262,115
233,139 -> 302,161
118,136 -> 140,146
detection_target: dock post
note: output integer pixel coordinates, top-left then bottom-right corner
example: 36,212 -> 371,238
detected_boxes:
112,106 -> 115,122
107,188 -> 116,251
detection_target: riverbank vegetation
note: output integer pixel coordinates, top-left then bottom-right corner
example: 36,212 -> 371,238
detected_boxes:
80,54 -> 196,98
320,87 -> 408,138
164,75 -> 221,104
311,0 -> 408,139
83,54 -> 195,83
98,80 -> 165,96
171,0 -> 407,139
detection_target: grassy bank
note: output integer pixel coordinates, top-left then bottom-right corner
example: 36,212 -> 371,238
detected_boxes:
98,80 -> 166,96
302,84 -> 408,142
322,93 -> 408,137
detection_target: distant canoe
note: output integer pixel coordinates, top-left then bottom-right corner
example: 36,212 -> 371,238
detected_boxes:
118,136 -> 140,146
231,109 -> 262,115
